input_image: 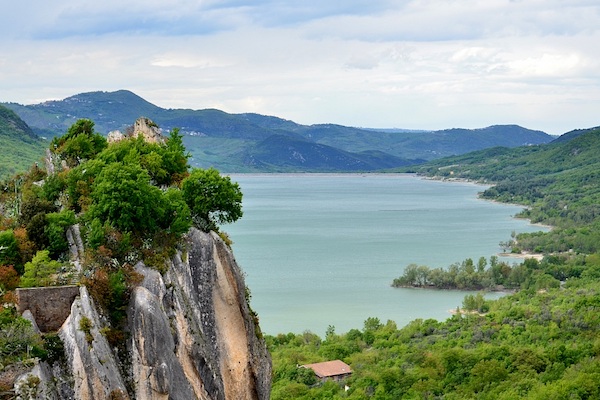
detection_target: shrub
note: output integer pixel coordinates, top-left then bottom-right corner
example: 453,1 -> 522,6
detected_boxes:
0,230 -> 21,270
45,209 -> 76,257
42,333 -> 66,364
20,250 -> 63,287
0,264 -> 20,291
181,168 -> 243,232
79,316 -> 94,345
84,264 -> 142,326
0,309 -> 45,365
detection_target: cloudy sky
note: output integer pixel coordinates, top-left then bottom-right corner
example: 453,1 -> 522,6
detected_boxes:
2,1 -> 599,135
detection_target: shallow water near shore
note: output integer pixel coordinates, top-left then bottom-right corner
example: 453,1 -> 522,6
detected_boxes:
225,174 -> 547,336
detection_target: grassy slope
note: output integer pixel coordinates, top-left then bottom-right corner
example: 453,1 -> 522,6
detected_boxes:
0,106 -> 47,179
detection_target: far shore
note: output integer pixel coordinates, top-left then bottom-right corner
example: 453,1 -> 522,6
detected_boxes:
497,251 -> 544,261
393,284 -> 517,294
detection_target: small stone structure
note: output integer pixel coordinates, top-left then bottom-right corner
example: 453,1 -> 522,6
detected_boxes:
107,117 -> 165,144
16,286 -> 80,332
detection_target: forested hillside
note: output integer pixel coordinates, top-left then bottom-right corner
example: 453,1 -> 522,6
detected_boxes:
2,90 -> 553,172
411,127 -> 600,254
268,127 -> 600,399
0,105 -> 46,179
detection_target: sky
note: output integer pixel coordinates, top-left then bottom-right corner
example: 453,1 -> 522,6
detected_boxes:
2,1 -> 600,135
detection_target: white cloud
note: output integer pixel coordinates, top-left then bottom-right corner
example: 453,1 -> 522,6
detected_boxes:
1,1 -> 600,135
507,53 -> 583,77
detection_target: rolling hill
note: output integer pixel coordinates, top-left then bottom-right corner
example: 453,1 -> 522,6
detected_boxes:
0,105 -> 47,179
407,126 -> 600,254
2,90 -> 554,172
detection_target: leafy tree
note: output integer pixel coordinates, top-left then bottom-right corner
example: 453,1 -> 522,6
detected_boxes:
51,119 -> 107,167
18,195 -> 57,227
88,162 -> 164,236
41,172 -> 67,203
0,265 -> 19,291
181,168 -> 243,231
64,158 -> 106,212
161,188 -> 192,236
45,210 -> 76,257
26,213 -> 50,252
0,230 -> 21,269
20,250 -> 63,287
96,132 -> 188,186
477,256 -> 487,273
363,317 -> 383,332
462,293 -> 489,313
162,128 -> 190,184
469,359 -> 508,393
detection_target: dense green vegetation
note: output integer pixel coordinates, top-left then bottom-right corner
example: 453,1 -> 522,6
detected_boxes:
269,277 -> 600,399
0,105 -> 47,179
268,127 -> 600,398
0,117 -> 243,380
392,255 -> 566,293
409,127 -> 600,255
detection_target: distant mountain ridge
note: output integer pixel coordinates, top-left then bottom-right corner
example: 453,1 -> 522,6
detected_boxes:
2,90 -> 555,172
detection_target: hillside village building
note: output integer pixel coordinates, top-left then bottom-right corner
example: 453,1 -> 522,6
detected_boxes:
301,360 -> 352,382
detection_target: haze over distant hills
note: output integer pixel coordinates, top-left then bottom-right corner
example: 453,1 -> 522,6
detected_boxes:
2,90 -> 554,172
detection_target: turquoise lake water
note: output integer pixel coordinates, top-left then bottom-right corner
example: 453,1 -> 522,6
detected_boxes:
224,174 -> 547,336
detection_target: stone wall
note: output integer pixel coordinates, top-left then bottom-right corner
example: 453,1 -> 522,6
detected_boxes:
16,286 -> 80,332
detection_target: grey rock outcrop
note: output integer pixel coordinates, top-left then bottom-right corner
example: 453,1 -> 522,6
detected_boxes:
33,228 -> 271,400
128,229 -> 271,399
107,117 -> 164,144
59,286 -> 129,399
107,130 -> 125,143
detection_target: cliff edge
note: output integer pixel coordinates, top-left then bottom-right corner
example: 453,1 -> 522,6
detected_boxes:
18,229 -> 271,400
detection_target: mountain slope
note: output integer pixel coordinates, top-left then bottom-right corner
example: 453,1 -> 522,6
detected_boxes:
237,134 -> 421,172
550,125 -> 600,144
409,126 -> 600,253
0,105 -> 47,179
2,90 -> 555,172
412,127 -> 600,185
292,124 -> 551,160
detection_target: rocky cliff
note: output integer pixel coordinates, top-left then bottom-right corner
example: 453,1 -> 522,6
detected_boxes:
17,229 -> 271,399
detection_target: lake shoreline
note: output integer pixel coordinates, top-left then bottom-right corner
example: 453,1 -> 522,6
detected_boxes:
227,173 -> 547,335
392,284 -> 517,294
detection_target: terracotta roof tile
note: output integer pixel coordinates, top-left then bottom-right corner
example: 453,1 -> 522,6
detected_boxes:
302,360 -> 352,378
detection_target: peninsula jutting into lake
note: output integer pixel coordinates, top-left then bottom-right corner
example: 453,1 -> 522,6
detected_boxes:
225,173 -> 547,335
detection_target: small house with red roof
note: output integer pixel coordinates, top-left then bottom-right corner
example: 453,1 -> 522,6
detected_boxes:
301,360 -> 352,382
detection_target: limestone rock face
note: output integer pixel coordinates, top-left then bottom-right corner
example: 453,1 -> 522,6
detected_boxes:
56,286 -> 129,399
133,117 -> 164,144
107,130 -> 125,143
107,117 -> 165,144
128,229 -> 271,400
43,229 -> 271,400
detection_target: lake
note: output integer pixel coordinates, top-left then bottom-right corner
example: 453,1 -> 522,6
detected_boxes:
224,174 -> 547,336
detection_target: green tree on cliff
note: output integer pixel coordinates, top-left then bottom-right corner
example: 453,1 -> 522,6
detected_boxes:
181,168 -> 243,232
88,162 -> 165,235
50,119 -> 107,167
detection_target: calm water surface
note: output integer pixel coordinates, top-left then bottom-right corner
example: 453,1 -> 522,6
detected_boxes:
225,174 -> 547,336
